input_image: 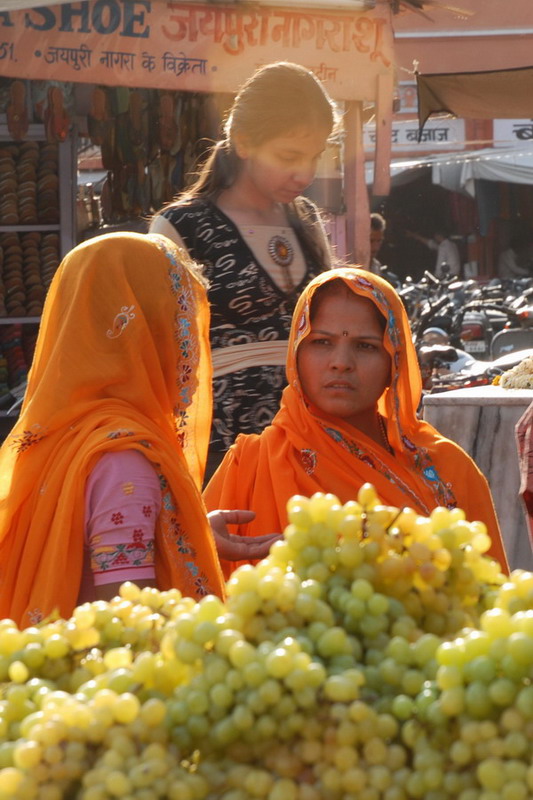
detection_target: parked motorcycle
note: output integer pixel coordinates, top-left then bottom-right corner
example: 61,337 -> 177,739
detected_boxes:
417,324 -> 533,393
489,283 -> 533,357
410,270 -> 533,361
376,264 -> 402,289
428,348 -> 533,393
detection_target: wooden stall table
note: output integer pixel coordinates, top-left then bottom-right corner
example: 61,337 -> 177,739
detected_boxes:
423,385 -> 533,571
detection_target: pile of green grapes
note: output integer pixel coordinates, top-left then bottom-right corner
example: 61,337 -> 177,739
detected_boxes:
0,485 -> 532,800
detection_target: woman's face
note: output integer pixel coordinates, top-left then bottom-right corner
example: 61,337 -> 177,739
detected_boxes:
237,125 -> 329,206
297,289 -> 391,430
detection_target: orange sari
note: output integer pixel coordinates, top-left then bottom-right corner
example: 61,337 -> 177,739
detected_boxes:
516,401 -> 533,549
0,232 -> 224,628
205,267 -> 508,573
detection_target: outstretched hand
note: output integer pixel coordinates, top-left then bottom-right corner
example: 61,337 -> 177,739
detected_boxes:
207,509 -> 282,561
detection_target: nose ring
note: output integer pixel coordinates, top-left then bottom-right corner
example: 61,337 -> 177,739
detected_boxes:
342,330 -> 349,337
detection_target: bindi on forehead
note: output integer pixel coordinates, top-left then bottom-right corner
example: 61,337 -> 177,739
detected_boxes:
310,325 -> 382,341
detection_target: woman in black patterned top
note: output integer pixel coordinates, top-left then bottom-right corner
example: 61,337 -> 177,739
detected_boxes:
150,61 -> 337,479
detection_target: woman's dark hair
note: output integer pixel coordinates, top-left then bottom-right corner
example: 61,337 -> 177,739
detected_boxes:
158,62 -> 338,267
370,213 -> 386,232
184,61 -> 336,200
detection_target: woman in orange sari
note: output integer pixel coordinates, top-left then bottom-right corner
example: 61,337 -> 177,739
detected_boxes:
204,267 -> 508,574
0,232 -> 277,628
515,401 -> 533,550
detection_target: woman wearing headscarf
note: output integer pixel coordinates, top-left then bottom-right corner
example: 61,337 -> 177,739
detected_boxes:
515,401 -> 533,549
204,267 -> 508,574
0,233 -> 277,628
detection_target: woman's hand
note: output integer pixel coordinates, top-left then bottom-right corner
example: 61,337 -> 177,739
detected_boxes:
207,509 -> 282,561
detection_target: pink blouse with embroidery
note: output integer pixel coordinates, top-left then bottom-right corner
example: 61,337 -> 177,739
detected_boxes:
78,450 -> 161,603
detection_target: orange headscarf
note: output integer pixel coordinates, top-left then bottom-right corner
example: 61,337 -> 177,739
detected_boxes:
516,401 -> 533,548
0,232 -> 224,627
205,267 -> 508,572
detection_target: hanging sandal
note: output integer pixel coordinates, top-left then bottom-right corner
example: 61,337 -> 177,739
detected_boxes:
87,86 -> 110,146
44,86 -> 69,143
158,92 -> 178,153
6,81 -> 28,141
129,89 -> 144,148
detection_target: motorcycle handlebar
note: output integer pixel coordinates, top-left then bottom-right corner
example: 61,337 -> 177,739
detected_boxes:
423,270 -> 440,285
428,294 -> 452,313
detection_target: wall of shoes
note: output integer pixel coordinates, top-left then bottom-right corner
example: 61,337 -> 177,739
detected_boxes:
0,80 -> 228,435
0,122 -> 76,426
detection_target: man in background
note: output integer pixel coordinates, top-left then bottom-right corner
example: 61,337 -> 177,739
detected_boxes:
498,228 -> 533,280
369,212 -> 386,273
406,227 -> 461,279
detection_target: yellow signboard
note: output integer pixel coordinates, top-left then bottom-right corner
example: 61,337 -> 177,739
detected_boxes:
0,0 -> 393,99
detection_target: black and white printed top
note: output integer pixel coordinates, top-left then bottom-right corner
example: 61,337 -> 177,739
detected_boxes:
153,197 -> 328,454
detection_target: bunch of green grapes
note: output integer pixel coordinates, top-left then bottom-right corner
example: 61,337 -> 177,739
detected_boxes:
0,487 -> 530,800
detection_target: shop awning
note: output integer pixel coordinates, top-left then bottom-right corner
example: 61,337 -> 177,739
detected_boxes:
417,66 -> 533,130
366,145 -> 533,196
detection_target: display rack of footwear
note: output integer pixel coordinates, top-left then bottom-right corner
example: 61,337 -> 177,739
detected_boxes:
0,122 -> 76,437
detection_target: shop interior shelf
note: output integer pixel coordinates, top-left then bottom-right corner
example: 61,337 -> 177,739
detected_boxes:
0,318 -> 40,325
0,225 -> 61,233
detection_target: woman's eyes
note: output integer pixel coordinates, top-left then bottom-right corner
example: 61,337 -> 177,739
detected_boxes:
309,338 -> 378,350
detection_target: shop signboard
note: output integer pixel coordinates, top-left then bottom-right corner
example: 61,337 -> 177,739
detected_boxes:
493,119 -> 533,148
0,0 -> 393,99
364,117 -> 466,153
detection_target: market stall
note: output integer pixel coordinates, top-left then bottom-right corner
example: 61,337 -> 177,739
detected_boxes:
0,0 -> 398,253
423,385 -> 533,571
0,122 -> 76,419
0,0 -> 399,432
